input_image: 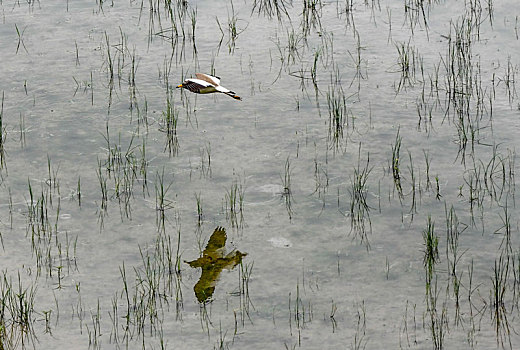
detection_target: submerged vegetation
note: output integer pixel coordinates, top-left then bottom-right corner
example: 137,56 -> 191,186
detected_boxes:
0,0 -> 518,349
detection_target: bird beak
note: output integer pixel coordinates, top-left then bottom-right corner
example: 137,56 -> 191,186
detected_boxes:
177,84 -> 183,88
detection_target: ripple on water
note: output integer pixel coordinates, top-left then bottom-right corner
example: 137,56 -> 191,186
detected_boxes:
268,237 -> 292,248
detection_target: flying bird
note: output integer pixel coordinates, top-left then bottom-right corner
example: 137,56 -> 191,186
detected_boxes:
177,73 -> 242,100
185,226 -> 247,303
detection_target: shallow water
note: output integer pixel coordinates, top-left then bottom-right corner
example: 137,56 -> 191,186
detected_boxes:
0,0 -> 519,349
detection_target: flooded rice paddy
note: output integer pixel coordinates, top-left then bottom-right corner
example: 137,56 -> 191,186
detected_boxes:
0,0 -> 520,349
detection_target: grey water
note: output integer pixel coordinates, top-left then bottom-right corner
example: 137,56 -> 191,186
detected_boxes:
0,0 -> 519,349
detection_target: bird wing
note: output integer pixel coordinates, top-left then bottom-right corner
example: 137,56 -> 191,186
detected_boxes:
214,85 -> 232,94
196,73 -> 221,86
181,79 -> 213,93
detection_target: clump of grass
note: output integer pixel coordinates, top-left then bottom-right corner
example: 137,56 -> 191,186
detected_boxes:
301,0 -> 322,37
25,177 -> 59,277
426,279 -> 448,350
215,0 -> 248,54
286,28 -> 304,65
329,300 -> 337,333
407,151 -> 417,216
444,204 -> 467,325
103,32 -> 115,111
288,280 -> 312,347
390,127 -> 404,200
347,30 -> 366,91
394,40 -> 423,93
348,144 -> 372,250
312,148 -> 329,200
0,271 -> 38,348
440,15 -> 493,164
352,301 -> 367,350
310,48 -> 321,98
155,169 -> 175,234
116,221 -> 184,343
199,142 -> 211,179
98,122 -> 148,222
399,301 -> 418,347
236,261 -> 254,330
19,112 -> 26,149
326,81 -> 353,152
15,24 -> 29,54
422,215 -> 439,293
251,0 -> 291,22
159,89 -> 180,157
421,216 -> 448,347
0,92 -> 5,170
224,177 -> 245,229
96,158 -> 108,229
490,253 -> 512,348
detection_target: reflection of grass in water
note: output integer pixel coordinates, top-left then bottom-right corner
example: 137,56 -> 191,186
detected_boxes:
0,92 -> 4,170
185,227 -> 247,303
281,156 -> 293,221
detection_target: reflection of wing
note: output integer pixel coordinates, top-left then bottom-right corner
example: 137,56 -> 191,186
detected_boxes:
193,265 -> 222,302
222,250 -> 247,270
203,227 -> 227,258
185,255 -> 210,268
193,251 -> 247,303
196,73 -> 221,86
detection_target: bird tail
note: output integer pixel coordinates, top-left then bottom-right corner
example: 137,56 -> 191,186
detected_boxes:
226,91 -> 242,100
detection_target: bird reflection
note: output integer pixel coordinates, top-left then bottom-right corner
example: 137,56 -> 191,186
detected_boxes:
185,227 -> 247,303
